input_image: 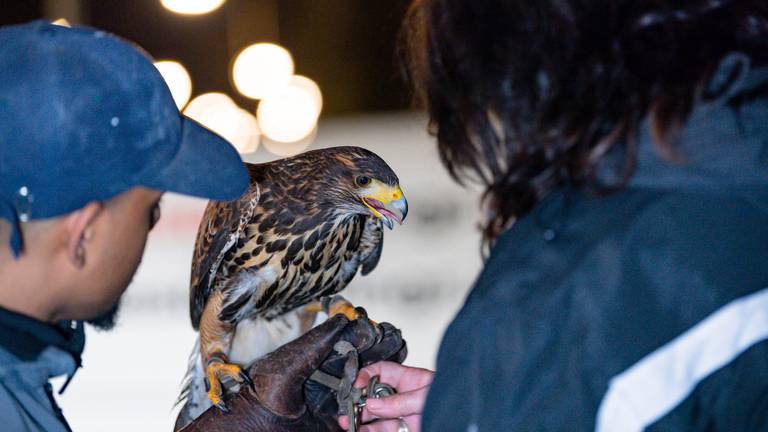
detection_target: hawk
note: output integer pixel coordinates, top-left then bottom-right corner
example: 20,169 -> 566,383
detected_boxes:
175,146 -> 407,426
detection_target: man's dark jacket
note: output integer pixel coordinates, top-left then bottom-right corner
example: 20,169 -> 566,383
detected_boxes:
423,55 -> 768,431
0,306 -> 82,431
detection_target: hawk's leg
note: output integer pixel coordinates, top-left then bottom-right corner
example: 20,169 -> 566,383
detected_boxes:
199,291 -> 253,412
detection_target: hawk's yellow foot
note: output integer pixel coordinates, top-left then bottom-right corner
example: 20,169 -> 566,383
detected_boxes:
324,296 -> 360,321
203,354 -> 253,413
321,295 -> 376,323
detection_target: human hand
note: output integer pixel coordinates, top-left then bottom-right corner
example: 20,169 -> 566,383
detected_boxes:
338,361 -> 434,432
305,313 -> 409,429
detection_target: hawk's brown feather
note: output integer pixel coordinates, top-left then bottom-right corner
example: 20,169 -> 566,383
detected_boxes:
188,147 -> 392,330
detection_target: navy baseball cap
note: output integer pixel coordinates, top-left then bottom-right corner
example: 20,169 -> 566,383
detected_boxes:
0,21 -> 248,256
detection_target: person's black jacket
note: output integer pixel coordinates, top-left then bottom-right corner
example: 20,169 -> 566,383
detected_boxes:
423,54 -> 768,431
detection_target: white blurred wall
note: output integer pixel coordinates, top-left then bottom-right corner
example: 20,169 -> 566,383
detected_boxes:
54,112 -> 484,431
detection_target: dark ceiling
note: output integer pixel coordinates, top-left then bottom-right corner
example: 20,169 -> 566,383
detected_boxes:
1,0 -> 412,116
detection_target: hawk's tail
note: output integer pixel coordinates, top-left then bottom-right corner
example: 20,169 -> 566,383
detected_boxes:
173,337 -> 211,431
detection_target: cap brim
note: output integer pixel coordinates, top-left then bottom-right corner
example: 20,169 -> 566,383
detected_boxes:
142,117 -> 249,201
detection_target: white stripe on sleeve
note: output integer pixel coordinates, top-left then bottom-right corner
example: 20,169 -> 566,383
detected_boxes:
596,287 -> 768,432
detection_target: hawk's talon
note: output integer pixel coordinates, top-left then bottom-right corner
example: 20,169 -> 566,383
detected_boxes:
325,296 -> 362,321
240,369 -> 254,390
205,358 -> 248,412
353,306 -> 368,321
215,401 -> 230,414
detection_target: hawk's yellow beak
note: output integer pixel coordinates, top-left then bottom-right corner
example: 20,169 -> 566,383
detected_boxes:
361,180 -> 408,230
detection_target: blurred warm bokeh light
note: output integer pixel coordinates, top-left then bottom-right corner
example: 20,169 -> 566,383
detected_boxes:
289,75 -> 323,114
160,0 -> 226,15
51,17 -> 70,27
184,92 -> 233,120
262,128 -> 316,157
232,43 -> 294,100
184,92 -> 259,154
257,81 -> 321,143
154,60 -> 193,110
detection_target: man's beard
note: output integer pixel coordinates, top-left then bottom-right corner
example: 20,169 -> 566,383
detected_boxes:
86,299 -> 122,331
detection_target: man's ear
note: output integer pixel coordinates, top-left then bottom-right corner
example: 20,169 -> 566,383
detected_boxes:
64,202 -> 103,269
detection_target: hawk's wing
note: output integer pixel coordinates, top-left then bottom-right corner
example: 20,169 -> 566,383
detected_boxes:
189,187 -> 259,330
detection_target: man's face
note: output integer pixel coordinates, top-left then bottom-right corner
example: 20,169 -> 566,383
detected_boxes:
66,187 -> 162,328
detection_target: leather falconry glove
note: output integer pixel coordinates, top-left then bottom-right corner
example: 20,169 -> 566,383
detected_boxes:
180,310 -> 408,432
305,308 -> 408,430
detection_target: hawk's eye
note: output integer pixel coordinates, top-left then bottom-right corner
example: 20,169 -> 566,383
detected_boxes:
356,176 -> 371,186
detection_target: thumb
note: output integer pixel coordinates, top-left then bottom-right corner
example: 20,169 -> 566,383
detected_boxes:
363,386 -> 429,419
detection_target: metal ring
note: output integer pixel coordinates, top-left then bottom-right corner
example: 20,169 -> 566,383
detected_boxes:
397,417 -> 409,432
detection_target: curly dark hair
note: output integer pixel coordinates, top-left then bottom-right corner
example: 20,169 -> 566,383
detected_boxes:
400,0 -> 768,249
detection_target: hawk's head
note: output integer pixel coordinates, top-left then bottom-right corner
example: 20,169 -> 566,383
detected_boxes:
313,147 -> 408,229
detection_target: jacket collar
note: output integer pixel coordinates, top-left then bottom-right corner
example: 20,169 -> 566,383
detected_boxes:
0,305 -> 84,392
600,53 -> 768,193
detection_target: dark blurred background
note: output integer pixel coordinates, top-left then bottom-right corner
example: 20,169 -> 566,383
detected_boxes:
1,0 -> 411,116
